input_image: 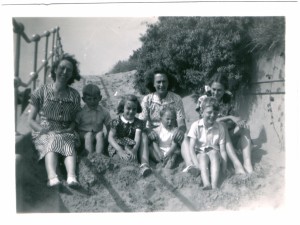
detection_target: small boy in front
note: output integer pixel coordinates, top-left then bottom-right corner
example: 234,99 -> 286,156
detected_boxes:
76,84 -> 111,155
188,97 -> 227,190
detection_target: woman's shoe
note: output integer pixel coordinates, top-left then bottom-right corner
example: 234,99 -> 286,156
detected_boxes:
67,176 -> 80,188
47,176 -> 61,187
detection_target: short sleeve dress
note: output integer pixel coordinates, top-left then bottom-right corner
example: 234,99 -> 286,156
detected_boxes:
108,116 -> 144,157
30,84 -> 81,160
139,91 -> 185,129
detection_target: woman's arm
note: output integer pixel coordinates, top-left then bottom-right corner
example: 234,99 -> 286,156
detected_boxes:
28,104 -> 47,133
55,122 -> 76,134
173,118 -> 187,144
217,115 -> 247,129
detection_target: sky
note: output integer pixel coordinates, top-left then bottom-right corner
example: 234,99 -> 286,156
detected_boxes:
15,17 -> 158,79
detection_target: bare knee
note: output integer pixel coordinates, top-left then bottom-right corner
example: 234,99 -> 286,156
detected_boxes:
84,132 -> 94,141
209,150 -> 220,163
95,131 -> 104,141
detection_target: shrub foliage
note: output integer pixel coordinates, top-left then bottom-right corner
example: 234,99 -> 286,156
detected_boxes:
110,17 -> 285,96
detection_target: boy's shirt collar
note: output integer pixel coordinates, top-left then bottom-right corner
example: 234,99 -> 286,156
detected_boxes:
198,118 -> 217,129
121,115 -> 134,124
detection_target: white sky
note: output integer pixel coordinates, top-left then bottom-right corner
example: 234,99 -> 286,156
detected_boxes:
15,17 -> 158,78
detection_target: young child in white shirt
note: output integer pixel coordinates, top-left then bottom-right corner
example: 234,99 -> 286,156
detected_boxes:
151,106 -> 180,169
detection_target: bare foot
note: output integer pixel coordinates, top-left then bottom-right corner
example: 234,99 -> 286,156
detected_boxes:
202,185 -> 212,190
244,163 -> 254,174
235,167 -> 247,175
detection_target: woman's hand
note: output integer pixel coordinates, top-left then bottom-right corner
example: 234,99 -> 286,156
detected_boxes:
236,119 -> 248,129
147,130 -> 158,142
39,127 -> 49,135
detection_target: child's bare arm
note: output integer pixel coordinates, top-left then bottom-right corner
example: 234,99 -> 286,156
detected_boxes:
129,129 -> 142,159
152,141 -> 164,161
108,128 -> 128,159
220,143 -> 227,173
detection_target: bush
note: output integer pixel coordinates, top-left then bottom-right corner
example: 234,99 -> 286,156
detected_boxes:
131,17 -> 284,96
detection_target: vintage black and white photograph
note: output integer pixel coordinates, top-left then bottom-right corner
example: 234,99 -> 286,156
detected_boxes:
1,1 -> 300,223
14,16 -> 285,213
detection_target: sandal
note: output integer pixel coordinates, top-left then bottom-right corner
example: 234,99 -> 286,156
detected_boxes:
47,176 -> 61,187
140,163 -> 152,177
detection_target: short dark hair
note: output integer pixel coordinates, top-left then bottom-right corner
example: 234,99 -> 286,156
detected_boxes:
117,94 -> 142,114
50,53 -> 81,85
144,68 -> 175,93
82,84 -> 101,97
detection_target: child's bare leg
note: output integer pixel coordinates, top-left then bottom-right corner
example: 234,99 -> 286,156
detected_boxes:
181,135 -> 195,166
95,131 -> 105,154
209,150 -> 221,189
84,132 -> 95,153
139,133 -> 150,165
224,128 -> 246,174
45,152 -> 59,179
151,142 -> 162,162
239,129 -> 253,173
198,153 -> 211,190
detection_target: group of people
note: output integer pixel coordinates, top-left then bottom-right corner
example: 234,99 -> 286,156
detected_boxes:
28,53 -> 254,190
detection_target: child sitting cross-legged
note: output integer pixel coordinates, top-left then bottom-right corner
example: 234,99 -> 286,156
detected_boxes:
150,106 -> 181,169
188,97 -> 228,190
108,95 -> 144,161
76,84 -> 111,155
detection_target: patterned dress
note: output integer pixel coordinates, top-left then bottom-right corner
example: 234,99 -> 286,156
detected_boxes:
108,116 -> 144,157
30,84 -> 81,160
139,92 -> 185,129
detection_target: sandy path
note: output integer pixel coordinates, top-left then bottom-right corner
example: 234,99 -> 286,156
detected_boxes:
16,70 -> 285,212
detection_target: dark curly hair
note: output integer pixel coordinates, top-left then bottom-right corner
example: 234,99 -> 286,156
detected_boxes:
50,53 -> 81,85
144,67 -> 175,93
117,94 -> 142,114
207,72 -> 232,104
